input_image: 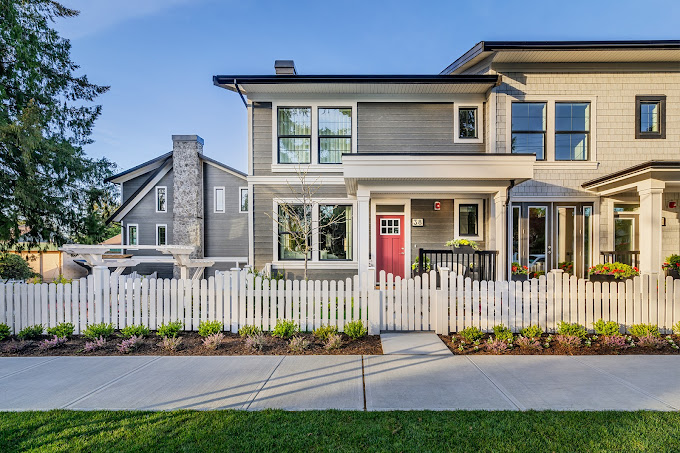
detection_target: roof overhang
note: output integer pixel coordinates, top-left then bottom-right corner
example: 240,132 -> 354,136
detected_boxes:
441,40 -> 680,74
582,161 -> 680,195
213,74 -> 501,96
106,152 -> 172,184
342,153 -> 535,195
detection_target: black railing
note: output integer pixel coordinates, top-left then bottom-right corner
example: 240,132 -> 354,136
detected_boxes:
600,251 -> 640,268
416,249 -> 498,283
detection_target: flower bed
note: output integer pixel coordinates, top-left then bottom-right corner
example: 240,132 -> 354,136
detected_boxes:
588,262 -> 639,281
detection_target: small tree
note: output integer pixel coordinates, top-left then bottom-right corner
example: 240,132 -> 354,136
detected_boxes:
267,166 -> 348,280
0,254 -> 36,282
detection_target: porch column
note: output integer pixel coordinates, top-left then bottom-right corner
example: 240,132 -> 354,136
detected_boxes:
638,179 -> 665,274
493,191 -> 508,280
357,193 -> 371,277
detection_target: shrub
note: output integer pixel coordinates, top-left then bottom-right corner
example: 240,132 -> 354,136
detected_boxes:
662,254 -> 680,271
202,332 -> 224,350
0,253 -> 36,282
272,320 -> 300,339
674,321 -> 680,335
344,320 -> 367,340
238,325 -> 263,338
557,321 -> 587,339
325,333 -> 343,350
52,275 -> 73,285
83,323 -> 115,340
314,325 -> 339,341
159,336 -> 182,352
117,335 -> 142,353
17,324 -> 43,340
555,334 -> 582,348
0,323 -> 10,341
520,325 -> 543,339
516,336 -> 542,350
445,238 -> 479,250
156,321 -> 183,338
289,335 -> 310,352
46,322 -> 74,339
593,319 -> 621,337
460,326 -> 484,343
601,335 -> 628,350
198,320 -> 223,337
3,340 -> 28,353
629,323 -> 660,338
588,262 -> 639,279
245,332 -> 266,351
486,338 -> 508,354
83,336 -> 107,352
493,324 -> 513,342
636,334 -> 665,349
121,325 -> 150,338
38,335 -> 67,350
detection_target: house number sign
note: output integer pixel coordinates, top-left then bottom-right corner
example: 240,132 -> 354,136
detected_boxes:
412,219 -> 424,227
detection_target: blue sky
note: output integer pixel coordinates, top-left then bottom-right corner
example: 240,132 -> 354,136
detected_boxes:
56,0 -> 679,173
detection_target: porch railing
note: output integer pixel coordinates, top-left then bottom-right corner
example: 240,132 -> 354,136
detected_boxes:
600,250 -> 640,268
416,249 -> 498,283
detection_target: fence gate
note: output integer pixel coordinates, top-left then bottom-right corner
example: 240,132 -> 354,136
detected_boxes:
377,270 -> 437,331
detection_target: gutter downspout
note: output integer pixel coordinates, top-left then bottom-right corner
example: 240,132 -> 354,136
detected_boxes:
505,179 -> 515,281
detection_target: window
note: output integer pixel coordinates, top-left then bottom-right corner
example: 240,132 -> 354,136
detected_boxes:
459,204 -> 478,236
127,224 -> 138,246
318,108 -> 351,164
380,218 -> 400,235
555,102 -> 590,161
155,187 -> 167,213
214,187 -> 225,213
458,107 -> 477,138
636,95 -> 666,139
319,205 -> 352,260
278,107 -> 311,163
278,204 -> 312,260
239,188 -> 248,213
511,103 -> 546,160
156,224 -> 167,246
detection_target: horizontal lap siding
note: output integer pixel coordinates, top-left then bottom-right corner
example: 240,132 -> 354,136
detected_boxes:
357,102 -> 484,153
122,170 -> 174,247
253,102 -> 273,176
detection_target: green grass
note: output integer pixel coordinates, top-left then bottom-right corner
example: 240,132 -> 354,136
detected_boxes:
1,410 -> 680,452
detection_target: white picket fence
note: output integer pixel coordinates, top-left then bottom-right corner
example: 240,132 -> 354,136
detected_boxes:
1,268 -> 679,336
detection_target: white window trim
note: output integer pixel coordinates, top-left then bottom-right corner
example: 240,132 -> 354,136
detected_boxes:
379,218 -> 402,235
505,94 -> 598,168
271,101 -> 358,172
453,102 -> 484,144
155,186 -> 167,213
239,186 -> 249,213
454,198 -> 484,241
155,224 -> 167,246
214,186 -> 225,214
271,198 -> 357,267
126,223 -> 139,246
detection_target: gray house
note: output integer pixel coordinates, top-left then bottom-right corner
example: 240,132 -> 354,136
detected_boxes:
106,135 -> 249,277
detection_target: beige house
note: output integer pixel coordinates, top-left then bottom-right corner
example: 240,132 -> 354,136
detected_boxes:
213,40 -> 680,280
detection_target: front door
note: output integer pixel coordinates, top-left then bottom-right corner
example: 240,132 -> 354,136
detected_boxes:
376,215 -> 405,278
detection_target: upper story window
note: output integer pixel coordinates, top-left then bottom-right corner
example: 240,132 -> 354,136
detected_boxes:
155,186 -> 167,213
511,103 -> 546,160
239,187 -> 248,213
458,107 -> 478,139
127,224 -> 138,246
214,187 -> 225,213
156,224 -> 167,246
318,108 -> 351,164
555,102 -> 590,161
636,95 -> 666,139
278,107 -> 311,164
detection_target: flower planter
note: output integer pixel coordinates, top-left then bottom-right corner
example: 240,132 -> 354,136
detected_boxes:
665,268 -> 680,280
511,274 -> 528,282
589,274 -> 634,283
452,245 -> 476,255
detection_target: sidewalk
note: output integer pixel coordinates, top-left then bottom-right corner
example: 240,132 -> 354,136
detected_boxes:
1,354 -> 679,411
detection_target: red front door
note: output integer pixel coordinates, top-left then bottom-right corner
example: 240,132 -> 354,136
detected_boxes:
376,215 -> 405,278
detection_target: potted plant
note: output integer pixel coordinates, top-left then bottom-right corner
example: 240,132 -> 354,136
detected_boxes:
445,238 -> 479,255
558,261 -> 574,275
411,256 -> 431,275
588,262 -> 640,282
662,255 -> 680,279
511,262 -> 529,281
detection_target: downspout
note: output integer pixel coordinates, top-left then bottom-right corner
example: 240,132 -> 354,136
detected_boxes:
505,179 -> 515,280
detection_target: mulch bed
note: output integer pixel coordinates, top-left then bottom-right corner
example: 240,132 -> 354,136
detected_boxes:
0,332 -> 382,357
440,334 -> 680,355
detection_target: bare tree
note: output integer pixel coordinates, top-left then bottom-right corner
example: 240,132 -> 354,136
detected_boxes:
266,166 -> 349,280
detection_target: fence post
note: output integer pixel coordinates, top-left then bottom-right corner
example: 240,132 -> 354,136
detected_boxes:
92,265 -> 109,324
367,267 -> 380,335
437,267 -> 450,334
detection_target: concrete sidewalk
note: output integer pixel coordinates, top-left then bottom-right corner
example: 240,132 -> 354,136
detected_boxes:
1,355 -> 679,411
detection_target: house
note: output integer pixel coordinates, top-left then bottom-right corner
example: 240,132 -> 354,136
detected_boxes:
212,40 -> 680,281
106,135 -> 249,278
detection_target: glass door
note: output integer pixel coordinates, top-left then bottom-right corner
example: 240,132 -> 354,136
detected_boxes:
511,203 -> 551,278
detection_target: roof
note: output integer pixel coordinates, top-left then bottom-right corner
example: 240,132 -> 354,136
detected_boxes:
105,152 -> 172,183
582,160 -> 680,190
213,74 -> 501,96
441,40 -> 680,74
100,233 -> 122,246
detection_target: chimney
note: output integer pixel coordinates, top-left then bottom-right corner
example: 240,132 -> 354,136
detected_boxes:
275,60 -> 297,75
171,135 -> 204,278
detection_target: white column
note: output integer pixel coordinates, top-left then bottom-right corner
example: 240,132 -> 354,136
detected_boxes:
493,191 -> 508,280
638,179 -> 665,274
357,193 -> 371,276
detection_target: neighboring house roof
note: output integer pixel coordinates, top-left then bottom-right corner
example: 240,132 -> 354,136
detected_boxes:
100,233 -> 122,245
106,152 -> 173,184
440,40 -> 680,75
582,160 -> 680,194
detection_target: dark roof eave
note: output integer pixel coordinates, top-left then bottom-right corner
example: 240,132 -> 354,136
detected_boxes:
105,151 -> 173,183
213,74 -> 500,88
582,160 -> 680,189
481,40 -> 680,51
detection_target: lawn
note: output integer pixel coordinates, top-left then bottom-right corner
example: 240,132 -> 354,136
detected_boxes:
1,410 -> 679,452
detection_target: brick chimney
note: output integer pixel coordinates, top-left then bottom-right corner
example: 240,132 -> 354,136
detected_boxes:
172,135 -> 204,278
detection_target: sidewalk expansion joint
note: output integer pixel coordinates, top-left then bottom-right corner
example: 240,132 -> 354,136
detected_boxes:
465,356 -> 525,411
0,357 -> 59,381
62,356 -> 162,409
361,356 -> 367,411
244,356 -> 284,411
